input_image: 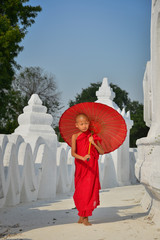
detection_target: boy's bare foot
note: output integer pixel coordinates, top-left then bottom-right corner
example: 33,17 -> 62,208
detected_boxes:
83,217 -> 92,226
78,216 -> 84,224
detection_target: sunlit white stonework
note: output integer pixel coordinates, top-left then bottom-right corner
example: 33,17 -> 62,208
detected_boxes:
135,0 -> 160,226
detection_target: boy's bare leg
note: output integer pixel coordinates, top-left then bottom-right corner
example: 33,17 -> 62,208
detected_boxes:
83,217 -> 92,226
78,216 -> 84,223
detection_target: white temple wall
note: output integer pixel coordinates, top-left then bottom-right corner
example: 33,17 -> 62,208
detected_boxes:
99,153 -> 118,189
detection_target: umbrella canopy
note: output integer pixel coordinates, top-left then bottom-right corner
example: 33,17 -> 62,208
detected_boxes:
59,102 -> 127,154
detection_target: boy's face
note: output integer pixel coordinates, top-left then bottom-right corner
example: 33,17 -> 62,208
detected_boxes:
76,115 -> 90,132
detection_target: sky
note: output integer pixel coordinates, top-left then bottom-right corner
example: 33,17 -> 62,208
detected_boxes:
17,0 -> 151,111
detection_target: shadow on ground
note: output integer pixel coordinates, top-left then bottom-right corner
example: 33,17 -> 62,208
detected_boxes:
0,193 -> 149,239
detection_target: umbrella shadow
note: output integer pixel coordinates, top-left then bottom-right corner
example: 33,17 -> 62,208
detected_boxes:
91,205 -> 149,224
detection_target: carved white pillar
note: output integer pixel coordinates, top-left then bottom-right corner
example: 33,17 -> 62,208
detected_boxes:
13,94 -> 57,198
96,78 -> 133,187
136,0 -> 160,225
143,61 -> 152,128
141,0 -> 160,139
14,94 -> 57,146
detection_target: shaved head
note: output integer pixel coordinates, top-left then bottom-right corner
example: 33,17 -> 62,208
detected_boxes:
76,113 -> 89,123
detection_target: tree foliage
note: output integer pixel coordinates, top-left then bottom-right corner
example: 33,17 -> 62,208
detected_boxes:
13,66 -> 62,127
0,0 -> 42,133
0,0 -> 42,87
110,83 -> 131,110
0,89 -> 26,133
126,101 -> 149,147
69,82 -> 101,106
68,82 -> 149,147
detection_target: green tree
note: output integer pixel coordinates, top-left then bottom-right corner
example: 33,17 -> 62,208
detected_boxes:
69,82 -> 130,110
69,82 -> 101,106
0,0 -> 42,133
0,88 -> 26,134
68,82 -> 149,147
126,101 -> 149,147
110,83 -> 131,110
0,0 -> 41,87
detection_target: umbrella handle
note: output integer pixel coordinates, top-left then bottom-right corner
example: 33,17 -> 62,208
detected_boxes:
87,132 -> 93,161
87,142 -> 91,162
88,142 -> 92,154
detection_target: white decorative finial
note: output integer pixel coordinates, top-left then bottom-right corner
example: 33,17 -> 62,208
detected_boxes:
96,77 -> 115,100
96,77 -> 118,109
14,94 -> 55,137
28,94 -> 42,105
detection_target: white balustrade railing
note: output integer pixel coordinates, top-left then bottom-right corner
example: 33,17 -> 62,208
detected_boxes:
0,133 -> 137,208
0,134 -> 75,208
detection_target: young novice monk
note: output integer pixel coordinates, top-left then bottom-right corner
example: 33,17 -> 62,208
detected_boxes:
71,113 -> 104,226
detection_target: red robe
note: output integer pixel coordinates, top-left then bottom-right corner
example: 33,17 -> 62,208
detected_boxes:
73,130 -> 101,217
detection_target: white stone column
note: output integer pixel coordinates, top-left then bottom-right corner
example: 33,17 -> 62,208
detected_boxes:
146,1 -> 160,139
14,94 -> 57,146
96,78 -> 133,187
13,94 -> 57,198
135,0 -> 160,225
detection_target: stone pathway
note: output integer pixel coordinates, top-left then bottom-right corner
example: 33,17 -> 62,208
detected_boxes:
0,184 -> 160,240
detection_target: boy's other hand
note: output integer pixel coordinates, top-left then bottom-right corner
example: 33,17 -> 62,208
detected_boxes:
83,154 -> 90,161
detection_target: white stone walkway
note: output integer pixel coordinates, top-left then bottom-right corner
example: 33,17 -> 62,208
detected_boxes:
0,184 -> 160,240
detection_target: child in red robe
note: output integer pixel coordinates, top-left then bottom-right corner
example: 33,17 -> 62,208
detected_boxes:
71,113 -> 104,226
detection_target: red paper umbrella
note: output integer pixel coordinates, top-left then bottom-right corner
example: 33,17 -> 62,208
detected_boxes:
59,102 -> 127,154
